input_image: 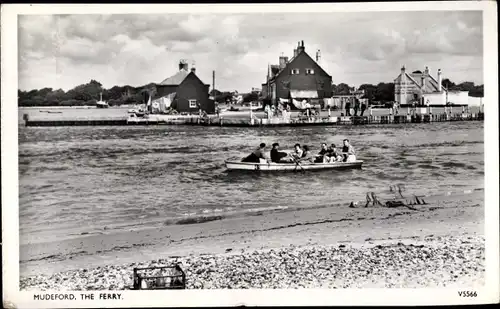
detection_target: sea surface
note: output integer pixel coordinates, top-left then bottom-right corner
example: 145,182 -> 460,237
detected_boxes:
18,108 -> 484,245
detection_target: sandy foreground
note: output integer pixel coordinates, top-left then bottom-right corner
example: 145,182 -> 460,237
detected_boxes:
20,190 -> 484,290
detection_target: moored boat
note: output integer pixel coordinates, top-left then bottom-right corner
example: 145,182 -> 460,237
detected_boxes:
96,92 -> 109,109
225,160 -> 363,171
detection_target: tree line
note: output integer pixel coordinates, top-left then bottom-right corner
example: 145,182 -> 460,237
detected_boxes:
18,78 -> 484,107
18,80 -> 156,107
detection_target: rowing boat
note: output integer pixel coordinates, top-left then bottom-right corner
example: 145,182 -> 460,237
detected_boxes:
225,160 -> 363,171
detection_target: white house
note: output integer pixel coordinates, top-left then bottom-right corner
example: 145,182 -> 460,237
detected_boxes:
394,66 -> 469,106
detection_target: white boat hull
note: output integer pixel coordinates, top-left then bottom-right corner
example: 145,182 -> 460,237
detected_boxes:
225,160 -> 363,171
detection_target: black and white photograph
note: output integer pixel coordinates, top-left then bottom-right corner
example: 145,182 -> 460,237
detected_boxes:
2,2 -> 498,307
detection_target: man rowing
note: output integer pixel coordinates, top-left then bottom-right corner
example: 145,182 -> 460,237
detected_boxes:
297,145 -> 315,163
291,143 -> 303,160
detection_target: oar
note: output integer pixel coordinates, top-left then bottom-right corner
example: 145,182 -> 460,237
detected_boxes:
292,156 -> 305,172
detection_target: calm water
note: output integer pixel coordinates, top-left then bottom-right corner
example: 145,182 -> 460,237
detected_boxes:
18,120 -> 484,245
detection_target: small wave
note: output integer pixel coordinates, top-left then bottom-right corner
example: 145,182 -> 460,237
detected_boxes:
417,164 -> 440,170
163,205 -> 291,226
164,215 -> 226,225
418,140 -> 483,148
441,162 -> 467,168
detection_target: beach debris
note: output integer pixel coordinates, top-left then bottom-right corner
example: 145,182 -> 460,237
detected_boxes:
389,184 -> 405,198
131,264 -> 185,290
365,192 -> 384,207
351,190 -> 426,211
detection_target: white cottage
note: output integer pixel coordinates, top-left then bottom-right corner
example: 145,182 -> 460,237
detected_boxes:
394,66 -> 469,106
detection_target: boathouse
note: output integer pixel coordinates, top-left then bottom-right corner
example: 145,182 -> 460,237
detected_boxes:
155,60 -> 214,114
394,66 -> 469,106
261,41 -> 333,109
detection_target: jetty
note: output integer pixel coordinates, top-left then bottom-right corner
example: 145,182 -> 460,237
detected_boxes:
23,111 -> 484,127
22,104 -> 484,127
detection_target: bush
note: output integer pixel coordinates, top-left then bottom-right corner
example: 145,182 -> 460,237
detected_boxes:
84,99 -> 97,106
59,99 -> 84,106
107,99 -> 122,106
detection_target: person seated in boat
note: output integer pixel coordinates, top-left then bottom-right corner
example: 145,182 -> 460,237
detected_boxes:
326,144 -> 343,163
297,145 -> 315,163
314,143 -> 329,163
270,143 -> 289,163
341,139 -> 356,162
242,143 -> 269,163
290,143 -> 303,160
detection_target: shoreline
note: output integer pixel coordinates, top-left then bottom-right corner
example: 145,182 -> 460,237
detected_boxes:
20,189 -> 484,289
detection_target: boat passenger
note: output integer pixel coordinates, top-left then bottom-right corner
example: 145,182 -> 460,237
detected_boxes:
298,145 -> 315,163
327,144 -> 343,163
242,143 -> 269,163
270,143 -> 289,163
341,139 -> 356,162
314,143 -> 329,163
290,143 -> 303,160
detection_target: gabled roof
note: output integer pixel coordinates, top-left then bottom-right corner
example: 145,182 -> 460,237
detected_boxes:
394,71 -> 448,93
158,69 -> 210,87
159,69 -> 190,85
269,50 -> 331,83
427,74 -> 447,92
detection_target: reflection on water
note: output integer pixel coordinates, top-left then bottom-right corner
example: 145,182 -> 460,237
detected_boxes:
18,121 -> 484,244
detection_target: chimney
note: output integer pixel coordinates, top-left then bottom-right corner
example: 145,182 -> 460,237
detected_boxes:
178,60 -> 188,71
424,66 -> 429,76
190,61 -> 196,74
279,55 -> 289,69
297,40 -> 305,54
437,69 -> 442,92
316,49 -> 321,63
293,49 -> 298,58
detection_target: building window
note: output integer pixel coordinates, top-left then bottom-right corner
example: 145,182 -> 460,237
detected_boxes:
291,69 -> 300,75
189,99 -> 197,108
306,69 -> 315,75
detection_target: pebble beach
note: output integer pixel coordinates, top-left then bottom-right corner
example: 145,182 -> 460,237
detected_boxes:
20,235 -> 484,290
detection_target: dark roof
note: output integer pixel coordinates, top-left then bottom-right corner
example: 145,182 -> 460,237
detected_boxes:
158,69 -> 210,87
268,50 -> 331,83
159,69 -> 190,85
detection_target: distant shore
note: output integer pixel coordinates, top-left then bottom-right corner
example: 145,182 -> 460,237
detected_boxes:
20,189 -> 484,290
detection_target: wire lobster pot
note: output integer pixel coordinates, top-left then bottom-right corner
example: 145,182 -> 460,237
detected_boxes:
131,264 -> 186,290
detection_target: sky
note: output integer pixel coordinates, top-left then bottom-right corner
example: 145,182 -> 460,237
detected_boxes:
18,10 -> 483,93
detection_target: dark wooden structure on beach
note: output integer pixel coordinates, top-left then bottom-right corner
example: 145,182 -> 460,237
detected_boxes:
155,60 -> 214,114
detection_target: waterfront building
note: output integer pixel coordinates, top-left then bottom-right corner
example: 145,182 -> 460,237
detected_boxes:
261,41 -> 332,109
394,66 -> 469,106
329,88 -> 367,110
154,60 -> 214,114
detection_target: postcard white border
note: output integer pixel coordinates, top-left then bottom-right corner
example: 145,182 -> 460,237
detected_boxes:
2,2 -> 499,308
